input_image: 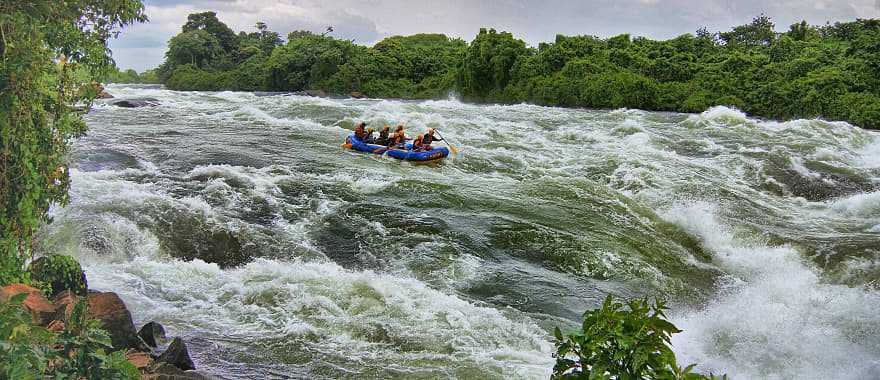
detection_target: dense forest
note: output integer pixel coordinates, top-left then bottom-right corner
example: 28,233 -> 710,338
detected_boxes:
144,12 -> 880,129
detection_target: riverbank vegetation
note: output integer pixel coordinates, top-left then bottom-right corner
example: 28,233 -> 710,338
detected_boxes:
553,296 -> 725,379
148,12 -> 880,129
1,2 -> 146,378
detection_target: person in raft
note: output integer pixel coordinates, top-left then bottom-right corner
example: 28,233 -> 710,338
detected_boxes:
389,125 -> 408,148
354,122 -> 368,140
411,134 -> 424,151
375,125 -> 391,145
364,127 -> 376,143
418,128 -> 443,150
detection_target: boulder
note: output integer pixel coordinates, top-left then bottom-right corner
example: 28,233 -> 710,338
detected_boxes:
350,91 -> 365,99
0,284 -> 55,325
52,289 -> 79,321
28,255 -> 88,297
112,98 -> 160,108
87,291 -> 141,350
156,337 -> 195,371
144,363 -> 209,380
126,350 -> 154,371
138,321 -> 168,348
305,89 -> 327,97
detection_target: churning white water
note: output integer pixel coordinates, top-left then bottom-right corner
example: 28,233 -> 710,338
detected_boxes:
40,84 -> 880,379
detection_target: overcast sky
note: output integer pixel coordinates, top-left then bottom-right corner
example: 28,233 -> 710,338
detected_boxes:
110,0 -> 880,71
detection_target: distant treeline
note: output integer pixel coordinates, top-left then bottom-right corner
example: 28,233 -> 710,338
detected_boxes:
143,12 -> 880,129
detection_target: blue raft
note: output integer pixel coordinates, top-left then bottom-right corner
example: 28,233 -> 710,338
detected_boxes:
343,134 -> 449,163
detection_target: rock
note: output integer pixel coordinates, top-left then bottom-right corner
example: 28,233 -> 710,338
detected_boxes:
52,290 -> 79,321
0,284 -> 56,325
126,350 -> 154,371
144,363 -> 209,380
112,98 -> 160,108
97,91 -> 114,99
350,91 -> 365,99
28,255 -> 88,297
87,291 -> 141,350
139,321 -> 168,348
156,337 -> 195,371
305,89 -> 327,97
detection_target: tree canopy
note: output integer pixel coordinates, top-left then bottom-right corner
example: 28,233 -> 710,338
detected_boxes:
153,13 -> 880,130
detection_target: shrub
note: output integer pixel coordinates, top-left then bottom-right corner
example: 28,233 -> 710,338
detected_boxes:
28,255 -> 88,297
0,294 -> 139,379
552,295 -> 726,380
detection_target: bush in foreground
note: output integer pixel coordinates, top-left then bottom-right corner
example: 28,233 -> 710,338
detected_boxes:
0,294 -> 138,379
552,296 -> 726,380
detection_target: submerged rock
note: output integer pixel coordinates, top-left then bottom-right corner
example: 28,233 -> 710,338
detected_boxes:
138,321 -> 168,348
0,284 -> 55,325
87,291 -> 141,350
156,337 -> 196,371
305,89 -> 327,97
29,255 -> 88,297
112,98 -> 160,108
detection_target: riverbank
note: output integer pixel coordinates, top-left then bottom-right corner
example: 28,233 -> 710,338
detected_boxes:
0,255 -> 216,379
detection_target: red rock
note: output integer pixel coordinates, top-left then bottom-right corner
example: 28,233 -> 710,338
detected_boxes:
52,289 -> 79,321
0,284 -> 56,325
87,291 -> 140,350
126,350 -> 153,370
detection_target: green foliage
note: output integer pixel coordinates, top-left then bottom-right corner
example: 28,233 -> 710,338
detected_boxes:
28,255 -> 88,297
0,293 -> 53,378
154,12 -> 880,129
104,66 -> 160,84
0,1 -> 147,286
552,295 -> 726,380
0,295 -> 139,379
182,11 -> 239,54
264,31 -> 364,91
718,14 -> 776,47
457,28 -> 528,101
166,29 -> 225,68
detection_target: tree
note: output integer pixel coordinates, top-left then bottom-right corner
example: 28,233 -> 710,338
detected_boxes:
0,2 -> 146,284
457,28 -> 528,101
787,20 -> 819,41
719,14 -> 777,47
182,11 -> 238,53
166,30 -> 224,68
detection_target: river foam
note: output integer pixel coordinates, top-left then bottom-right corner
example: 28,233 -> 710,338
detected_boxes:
666,203 -> 880,379
65,85 -> 880,379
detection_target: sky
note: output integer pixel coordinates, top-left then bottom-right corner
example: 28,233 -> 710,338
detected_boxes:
110,0 -> 880,72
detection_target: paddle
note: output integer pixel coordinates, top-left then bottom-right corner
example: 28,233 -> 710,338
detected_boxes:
434,130 -> 459,155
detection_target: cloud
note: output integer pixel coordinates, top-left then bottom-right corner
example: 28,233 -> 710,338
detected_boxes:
109,0 -> 880,71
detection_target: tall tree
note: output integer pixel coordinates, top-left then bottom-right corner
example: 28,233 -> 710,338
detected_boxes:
457,28 -> 528,101
166,29 -> 224,68
182,11 -> 238,53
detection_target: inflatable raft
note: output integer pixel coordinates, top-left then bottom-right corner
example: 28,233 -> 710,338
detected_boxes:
343,134 -> 449,163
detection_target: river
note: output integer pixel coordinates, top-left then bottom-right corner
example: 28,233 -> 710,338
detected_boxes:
37,84 -> 880,379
